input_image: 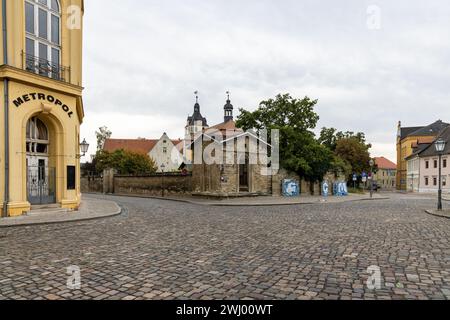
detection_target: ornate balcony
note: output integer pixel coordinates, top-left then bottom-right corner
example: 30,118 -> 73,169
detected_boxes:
23,53 -> 70,83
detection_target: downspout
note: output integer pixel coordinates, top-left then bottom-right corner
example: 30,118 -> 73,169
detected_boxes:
2,0 -> 9,217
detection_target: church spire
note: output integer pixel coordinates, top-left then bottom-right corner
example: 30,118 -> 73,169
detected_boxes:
224,91 -> 234,122
194,91 -> 200,112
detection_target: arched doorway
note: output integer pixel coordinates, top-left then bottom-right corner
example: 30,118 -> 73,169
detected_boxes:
26,117 -> 56,205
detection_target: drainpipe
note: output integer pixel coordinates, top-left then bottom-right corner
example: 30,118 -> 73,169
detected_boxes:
2,0 -> 9,217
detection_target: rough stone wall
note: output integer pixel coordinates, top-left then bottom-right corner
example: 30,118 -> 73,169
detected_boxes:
80,176 -> 103,193
113,174 -> 192,196
272,169 -> 301,196
250,164 -> 271,194
220,164 -> 239,193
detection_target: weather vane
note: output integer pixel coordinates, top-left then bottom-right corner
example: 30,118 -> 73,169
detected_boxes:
194,91 -> 199,103
226,91 -> 230,100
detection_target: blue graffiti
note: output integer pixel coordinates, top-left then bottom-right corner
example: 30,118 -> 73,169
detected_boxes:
322,181 -> 329,197
334,182 -> 348,196
282,180 -> 300,197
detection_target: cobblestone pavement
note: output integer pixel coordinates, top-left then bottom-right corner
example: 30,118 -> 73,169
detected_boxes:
0,194 -> 449,300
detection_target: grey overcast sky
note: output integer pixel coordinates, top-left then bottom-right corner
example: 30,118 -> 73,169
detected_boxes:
80,0 -> 450,161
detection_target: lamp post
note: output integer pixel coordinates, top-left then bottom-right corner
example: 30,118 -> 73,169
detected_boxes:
77,139 -> 90,159
435,139 -> 446,211
160,164 -> 166,197
369,159 -> 375,199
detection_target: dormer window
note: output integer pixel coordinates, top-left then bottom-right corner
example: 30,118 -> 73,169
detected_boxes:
25,0 -> 62,80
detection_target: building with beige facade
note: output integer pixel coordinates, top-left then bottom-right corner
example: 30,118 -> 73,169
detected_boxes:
1,0 -> 85,217
373,157 -> 396,190
396,120 -> 448,190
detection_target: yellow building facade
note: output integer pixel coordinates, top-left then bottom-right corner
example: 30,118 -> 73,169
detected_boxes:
1,0 -> 84,217
396,120 -> 447,190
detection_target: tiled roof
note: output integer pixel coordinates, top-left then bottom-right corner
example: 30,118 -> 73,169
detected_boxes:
103,139 -> 158,154
419,126 -> 450,157
374,157 -> 397,170
400,127 -> 424,140
407,120 -> 448,137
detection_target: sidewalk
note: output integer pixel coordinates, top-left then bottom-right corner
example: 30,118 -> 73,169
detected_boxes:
425,209 -> 450,219
0,197 -> 121,228
114,192 -> 389,207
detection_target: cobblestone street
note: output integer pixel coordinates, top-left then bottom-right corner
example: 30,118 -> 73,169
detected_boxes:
0,194 -> 449,300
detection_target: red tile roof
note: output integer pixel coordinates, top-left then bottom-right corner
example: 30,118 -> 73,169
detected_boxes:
374,157 -> 397,170
103,139 -> 158,154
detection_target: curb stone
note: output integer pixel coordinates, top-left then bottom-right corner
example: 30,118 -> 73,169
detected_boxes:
0,200 -> 122,228
425,209 -> 450,219
107,193 -> 390,207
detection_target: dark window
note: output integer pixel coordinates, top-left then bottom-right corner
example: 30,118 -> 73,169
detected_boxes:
433,177 -> 437,186
26,2 -> 34,34
425,161 -> 429,169
425,177 -> 429,186
26,38 -> 35,56
38,8 -> 48,39
67,166 -> 76,190
38,159 -> 46,182
434,160 -> 438,168
51,0 -> 59,12
444,159 -> 447,168
51,14 -> 59,44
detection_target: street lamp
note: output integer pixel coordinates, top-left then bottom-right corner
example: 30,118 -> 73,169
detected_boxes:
369,159 -> 375,199
435,138 -> 446,211
77,139 -> 90,158
160,164 -> 166,197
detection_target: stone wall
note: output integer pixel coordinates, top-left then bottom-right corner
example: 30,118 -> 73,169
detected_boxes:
81,176 -> 103,193
272,169 -> 341,196
250,164 -> 271,194
114,174 -> 192,196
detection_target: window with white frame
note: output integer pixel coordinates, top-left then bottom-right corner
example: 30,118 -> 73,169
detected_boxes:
25,0 -> 61,79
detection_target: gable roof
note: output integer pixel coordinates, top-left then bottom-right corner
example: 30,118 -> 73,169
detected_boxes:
209,120 -> 244,133
103,139 -> 158,154
400,126 -> 424,140
374,157 -> 396,170
419,126 -> 450,157
406,142 -> 432,160
407,120 -> 449,137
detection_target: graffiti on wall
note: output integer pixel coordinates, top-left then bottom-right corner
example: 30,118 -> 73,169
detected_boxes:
282,179 -> 300,197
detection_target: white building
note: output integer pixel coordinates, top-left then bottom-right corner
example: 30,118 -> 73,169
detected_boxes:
103,133 -> 184,173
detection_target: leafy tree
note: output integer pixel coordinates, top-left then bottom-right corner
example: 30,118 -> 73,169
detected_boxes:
329,155 -> 352,178
236,94 -> 333,189
318,127 -> 339,151
319,127 -> 372,151
335,137 -> 372,175
96,126 -> 112,151
95,149 -> 157,175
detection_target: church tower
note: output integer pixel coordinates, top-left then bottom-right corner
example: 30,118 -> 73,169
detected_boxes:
185,91 -> 208,136
224,91 -> 234,123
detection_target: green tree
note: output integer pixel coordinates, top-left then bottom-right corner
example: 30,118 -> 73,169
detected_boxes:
319,127 -> 372,152
95,126 -> 112,151
95,149 -> 157,175
236,94 -> 333,190
335,137 -> 372,175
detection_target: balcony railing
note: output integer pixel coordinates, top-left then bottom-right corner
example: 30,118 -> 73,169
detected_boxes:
23,53 -> 70,83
